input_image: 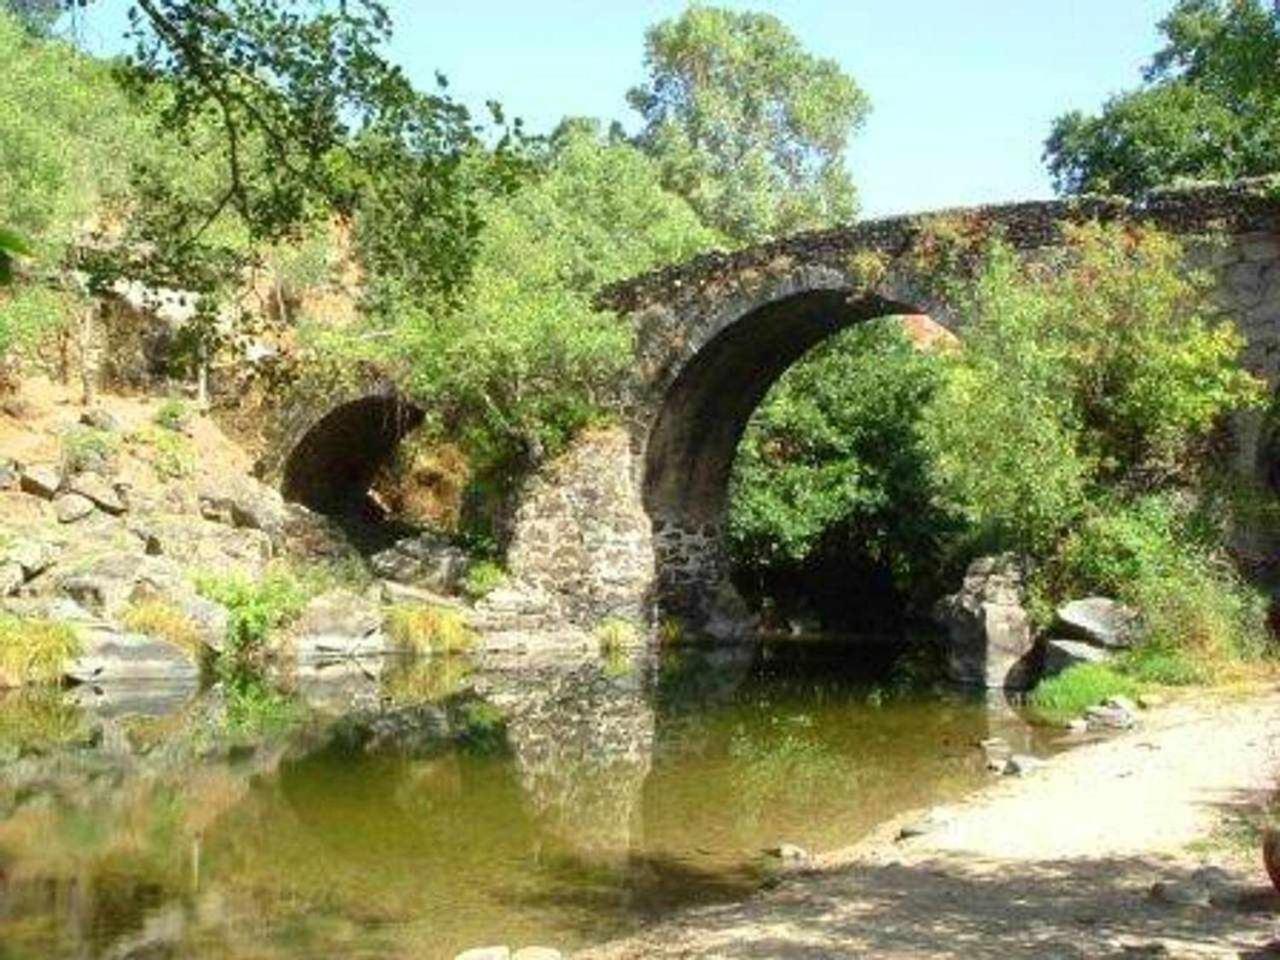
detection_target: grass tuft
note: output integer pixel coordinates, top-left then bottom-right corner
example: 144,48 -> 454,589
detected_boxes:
123,600 -> 204,656
386,604 -> 476,655
0,616 -> 80,688
1028,661 -> 1139,725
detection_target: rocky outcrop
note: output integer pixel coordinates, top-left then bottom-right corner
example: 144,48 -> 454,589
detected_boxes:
290,589 -> 389,661
370,533 -> 469,592
1041,637 -> 1114,678
936,555 -> 1038,689
1055,597 -> 1142,649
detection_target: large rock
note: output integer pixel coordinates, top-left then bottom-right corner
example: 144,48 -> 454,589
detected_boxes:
370,534 -> 468,593
66,630 -> 200,685
54,493 -> 96,524
20,463 -> 62,499
1041,638 -> 1114,678
291,589 -> 389,661
4,537 -> 57,579
1055,597 -> 1142,649
199,478 -> 288,542
936,555 -> 1038,689
57,553 -> 185,620
67,472 -> 127,515
0,563 -> 23,597
0,458 -> 18,491
145,516 -> 274,576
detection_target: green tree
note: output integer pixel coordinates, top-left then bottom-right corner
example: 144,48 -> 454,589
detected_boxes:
628,3 -> 869,243
1045,0 -> 1280,196
340,121 -> 720,479
728,320 -> 957,624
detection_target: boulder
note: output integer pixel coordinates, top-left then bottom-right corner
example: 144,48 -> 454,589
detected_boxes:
936,555 -> 1038,689
0,458 -> 18,490
370,534 -> 468,592
79,408 -> 119,431
1055,597 -> 1141,649
66,630 -> 200,685
19,464 -> 61,499
1084,696 -> 1138,730
1041,638 -> 1113,678
67,472 -> 127,515
54,493 -> 96,523
4,537 -> 57,579
145,516 -> 273,576
199,478 -> 287,542
292,589 -> 389,661
0,563 -> 23,597
57,553 -> 184,620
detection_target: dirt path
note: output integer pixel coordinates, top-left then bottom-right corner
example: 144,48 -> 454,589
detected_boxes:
580,689 -> 1280,960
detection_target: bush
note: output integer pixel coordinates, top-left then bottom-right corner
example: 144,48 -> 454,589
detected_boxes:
1029,662 -> 1139,725
386,604 -> 476,654
154,398 -> 192,433
60,425 -> 117,474
1049,495 -> 1270,677
461,560 -> 507,600
195,570 -> 310,656
0,616 -> 79,687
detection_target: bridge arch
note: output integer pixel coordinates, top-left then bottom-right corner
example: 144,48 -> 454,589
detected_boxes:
638,267 -> 944,625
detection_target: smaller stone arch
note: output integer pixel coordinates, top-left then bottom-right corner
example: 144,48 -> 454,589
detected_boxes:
273,386 -> 424,517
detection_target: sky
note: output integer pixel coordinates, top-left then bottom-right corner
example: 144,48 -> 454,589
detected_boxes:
73,1 -> 1178,218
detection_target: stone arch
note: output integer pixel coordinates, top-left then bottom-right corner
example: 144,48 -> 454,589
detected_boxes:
279,391 -> 424,516
637,266 -> 943,629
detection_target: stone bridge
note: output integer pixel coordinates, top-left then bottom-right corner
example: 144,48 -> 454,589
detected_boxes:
273,179 -> 1280,634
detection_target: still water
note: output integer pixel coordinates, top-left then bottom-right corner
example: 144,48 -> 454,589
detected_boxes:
0,637 -> 1040,959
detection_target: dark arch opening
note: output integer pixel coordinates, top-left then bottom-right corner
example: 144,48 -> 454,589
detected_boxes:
642,288 -> 924,627
282,394 -> 425,520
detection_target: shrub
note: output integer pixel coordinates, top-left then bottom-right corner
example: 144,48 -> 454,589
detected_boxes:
123,600 -> 203,656
0,616 -> 79,687
385,604 -> 476,654
1029,662 -> 1139,725
195,570 -> 309,656
154,398 -> 192,433
461,560 -> 507,600
1049,495 -> 1271,677
60,425 -> 117,474
152,430 -> 195,479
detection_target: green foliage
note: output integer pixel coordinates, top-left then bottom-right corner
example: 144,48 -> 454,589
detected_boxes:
1045,0 -> 1280,195
595,617 -> 639,657
0,225 -> 31,285
0,616 -> 80,687
222,672 -> 304,739
925,225 -> 1262,554
629,3 -> 869,242
152,430 -> 195,479
195,569 -> 309,656
153,399 -> 191,433
729,319 -> 956,609
461,560 -> 506,601
60,425 -> 118,474
358,122 -> 718,478
1029,662 -> 1139,725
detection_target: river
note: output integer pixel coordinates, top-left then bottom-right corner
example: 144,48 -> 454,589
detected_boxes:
0,635 -> 1048,959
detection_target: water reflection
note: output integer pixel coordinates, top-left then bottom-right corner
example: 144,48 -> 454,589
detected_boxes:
0,636 -> 1039,959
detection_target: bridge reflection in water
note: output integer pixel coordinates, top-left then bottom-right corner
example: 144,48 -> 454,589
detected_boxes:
0,636 -> 1051,959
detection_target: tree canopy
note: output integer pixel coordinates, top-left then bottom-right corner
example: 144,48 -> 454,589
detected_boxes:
1045,0 -> 1280,196
628,3 -> 869,243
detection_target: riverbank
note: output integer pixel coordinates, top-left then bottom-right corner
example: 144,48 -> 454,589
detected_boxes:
579,687 -> 1280,959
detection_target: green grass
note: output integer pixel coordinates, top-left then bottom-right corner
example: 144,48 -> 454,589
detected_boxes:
1028,662 -> 1140,725
0,616 -> 80,687
595,617 -> 638,656
461,560 -> 507,600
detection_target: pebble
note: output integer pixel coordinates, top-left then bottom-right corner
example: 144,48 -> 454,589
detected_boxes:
455,948 -> 511,960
